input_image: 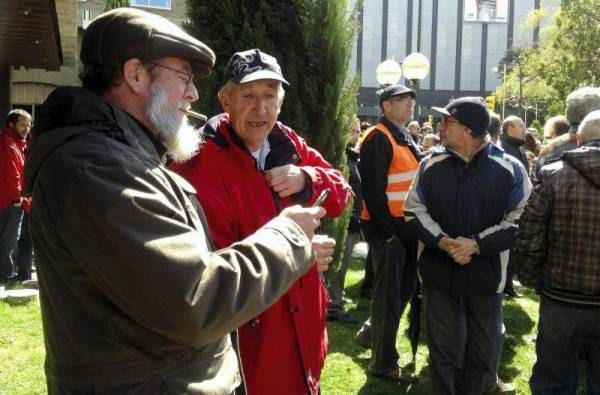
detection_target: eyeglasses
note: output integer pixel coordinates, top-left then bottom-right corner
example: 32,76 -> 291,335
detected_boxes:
149,63 -> 195,87
389,96 -> 415,104
441,116 -> 460,126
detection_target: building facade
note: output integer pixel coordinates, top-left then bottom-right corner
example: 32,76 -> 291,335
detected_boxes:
351,0 -> 560,122
10,0 -> 186,119
9,0 -> 560,124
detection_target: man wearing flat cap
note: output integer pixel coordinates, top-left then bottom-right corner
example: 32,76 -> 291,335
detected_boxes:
352,84 -> 422,382
172,48 -> 349,395
514,88 -> 600,394
536,87 -> 600,178
23,8 -> 333,394
404,97 -> 532,394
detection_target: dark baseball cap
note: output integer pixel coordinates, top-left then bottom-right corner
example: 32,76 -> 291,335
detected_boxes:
432,97 -> 490,136
223,49 -> 289,85
80,8 -> 215,77
378,84 -> 416,107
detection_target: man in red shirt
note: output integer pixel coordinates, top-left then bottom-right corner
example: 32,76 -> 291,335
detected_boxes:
172,49 -> 350,395
0,109 -> 32,282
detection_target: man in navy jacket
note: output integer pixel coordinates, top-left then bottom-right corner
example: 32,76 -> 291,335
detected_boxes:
405,97 -> 531,394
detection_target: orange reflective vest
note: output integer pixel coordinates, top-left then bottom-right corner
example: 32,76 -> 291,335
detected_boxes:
360,123 -> 419,220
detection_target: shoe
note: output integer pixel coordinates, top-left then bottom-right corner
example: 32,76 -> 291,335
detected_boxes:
327,309 -> 358,324
484,378 -> 516,394
372,367 -> 415,383
21,279 -> 38,290
355,328 -> 371,349
504,288 -> 522,298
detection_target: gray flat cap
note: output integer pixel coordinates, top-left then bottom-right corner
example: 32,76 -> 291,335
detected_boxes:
81,7 -> 215,76
566,87 -> 600,132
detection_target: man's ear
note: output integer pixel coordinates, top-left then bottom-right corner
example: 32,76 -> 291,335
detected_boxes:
122,58 -> 150,95
382,101 -> 390,114
218,91 -> 230,112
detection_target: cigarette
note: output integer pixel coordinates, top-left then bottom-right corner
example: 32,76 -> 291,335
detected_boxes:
183,109 -> 208,123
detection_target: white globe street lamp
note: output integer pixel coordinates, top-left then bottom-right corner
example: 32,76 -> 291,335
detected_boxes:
402,52 -> 430,82
376,59 -> 402,87
402,52 -> 430,119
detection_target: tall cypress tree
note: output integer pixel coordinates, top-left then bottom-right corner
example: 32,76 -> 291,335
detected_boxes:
185,0 -> 361,263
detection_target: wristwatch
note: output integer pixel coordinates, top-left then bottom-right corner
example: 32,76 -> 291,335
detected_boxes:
472,238 -> 480,255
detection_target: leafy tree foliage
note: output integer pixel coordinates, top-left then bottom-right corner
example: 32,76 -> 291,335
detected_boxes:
104,0 -> 130,11
538,0 -> 600,97
185,1 -> 359,160
185,0 -> 361,264
493,47 -> 557,121
493,1 -> 600,121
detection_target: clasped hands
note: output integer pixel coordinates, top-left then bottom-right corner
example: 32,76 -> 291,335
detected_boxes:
438,236 -> 478,266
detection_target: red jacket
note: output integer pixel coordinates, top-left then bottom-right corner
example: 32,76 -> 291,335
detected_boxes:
0,126 -> 30,211
172,114 -> 350,395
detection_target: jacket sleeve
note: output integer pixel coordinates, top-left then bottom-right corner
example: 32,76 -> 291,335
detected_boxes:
513,176 -> 552,289
359,131 -> 396,240
347,157 -> 362,220
473,160 -> 532,255
57,155 -> 315,348
404,158 -> 447,248
0,145 -> 24,205
290,132 -> 351,218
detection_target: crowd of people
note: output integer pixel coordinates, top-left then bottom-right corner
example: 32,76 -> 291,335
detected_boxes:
325,86 -> 600,394
2,7 -> 600,395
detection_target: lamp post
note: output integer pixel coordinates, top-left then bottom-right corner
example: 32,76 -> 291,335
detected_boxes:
402,52 -> 430,120
492,62 -> 508,119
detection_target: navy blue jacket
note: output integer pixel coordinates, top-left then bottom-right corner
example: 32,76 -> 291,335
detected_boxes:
404,143 -> 531,296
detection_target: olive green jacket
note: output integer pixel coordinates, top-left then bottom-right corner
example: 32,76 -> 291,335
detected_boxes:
23,87 -> 315,394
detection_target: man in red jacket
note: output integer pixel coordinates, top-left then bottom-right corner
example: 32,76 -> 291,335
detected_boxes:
0,109 -> 32,283
172,49 -> 350,395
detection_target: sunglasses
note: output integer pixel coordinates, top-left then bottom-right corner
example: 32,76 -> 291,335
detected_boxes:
441,116 -> 460,125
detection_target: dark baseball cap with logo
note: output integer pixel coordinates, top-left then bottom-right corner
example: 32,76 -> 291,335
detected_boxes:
223,49 -> 289,85
378,84 -> 416,108
432,97 -> 490,136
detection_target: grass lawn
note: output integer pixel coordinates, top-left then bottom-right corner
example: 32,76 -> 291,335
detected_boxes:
320,257 -> 541,394
0,295 -> 45,394
0,258 -> 556,394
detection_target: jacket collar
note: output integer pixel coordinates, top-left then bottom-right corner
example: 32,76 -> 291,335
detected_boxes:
33,86 -> 167,164
434,141 -> 490,167
201,113 -> 301,170
379,116 -> 423,160
23,87 -> 168,196
380,117 -> 411,144
500,133 -> 525,148
583,140 -> 600,149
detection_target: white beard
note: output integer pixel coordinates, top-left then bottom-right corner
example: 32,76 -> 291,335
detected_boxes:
146,82 -> 202,161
